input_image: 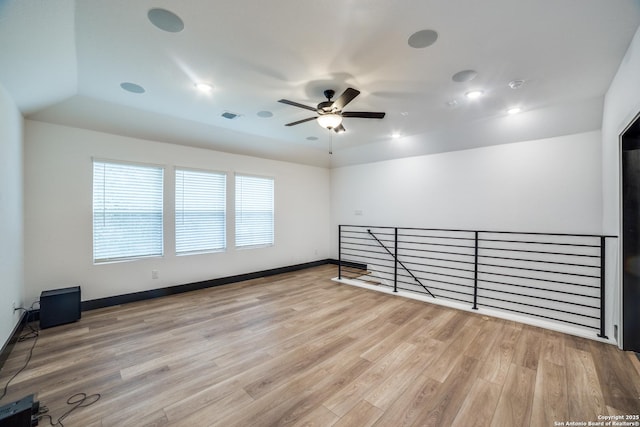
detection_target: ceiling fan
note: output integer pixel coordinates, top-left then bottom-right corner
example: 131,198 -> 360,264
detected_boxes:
278,88 -> 385,133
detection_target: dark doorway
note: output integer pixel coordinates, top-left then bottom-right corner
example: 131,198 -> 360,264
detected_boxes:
621,112 -> 640,352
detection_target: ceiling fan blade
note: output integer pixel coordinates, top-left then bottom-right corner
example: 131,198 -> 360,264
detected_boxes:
284,116 -> 317,126
278,99 -> 317,112
342,111 -> 386,119
333,124 -> 346,133
332,88 -> 360,111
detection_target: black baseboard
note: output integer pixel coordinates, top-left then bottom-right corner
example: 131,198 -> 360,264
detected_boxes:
81,259 -> 334,312
329,259 -> 367,270
0,311 -> 27,371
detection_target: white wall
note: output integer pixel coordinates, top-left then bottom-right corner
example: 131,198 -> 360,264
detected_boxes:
602,25 -> 640,347
0,82 -> 24,345
331,130 -> 613,338
331,130 -> 603,240
23,121 -> 330,305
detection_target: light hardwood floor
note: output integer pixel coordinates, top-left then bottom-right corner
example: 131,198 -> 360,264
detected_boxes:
1,264 -> 639,426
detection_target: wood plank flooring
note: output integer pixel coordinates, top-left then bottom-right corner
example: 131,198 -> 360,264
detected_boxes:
1,264 -> 639,426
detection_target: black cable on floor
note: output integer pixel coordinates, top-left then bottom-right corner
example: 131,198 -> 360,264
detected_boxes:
37,392 -> 101,427
0,303 -> 39,401
0,302 -> 101,427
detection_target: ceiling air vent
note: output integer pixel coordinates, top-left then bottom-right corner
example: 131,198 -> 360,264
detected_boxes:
221,111 -> 240,120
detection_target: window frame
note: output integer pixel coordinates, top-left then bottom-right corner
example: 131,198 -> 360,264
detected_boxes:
92,159 -> 165,264
175,166 -> 227,256
234,173 -> 275,249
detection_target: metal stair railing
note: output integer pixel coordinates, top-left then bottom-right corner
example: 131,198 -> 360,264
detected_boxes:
337,224 -> 616,339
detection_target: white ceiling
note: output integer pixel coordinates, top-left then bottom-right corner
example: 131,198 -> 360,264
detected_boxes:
1,0 -> 639,168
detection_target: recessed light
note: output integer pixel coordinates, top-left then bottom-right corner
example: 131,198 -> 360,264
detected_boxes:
306,136 -> 319,141
508,80 -> 525,89
446,100 -> 458,108
452,69 -> 478,83
400,111 -> 409,116
195,83 -> 213,92
408,29 -> 438,48
391,133 -> 401,139
120,82 -> 145,94
465,90 -> 484,99
148,8 -> 184,33
257,110 -> 273,118
507,107 -> 522,115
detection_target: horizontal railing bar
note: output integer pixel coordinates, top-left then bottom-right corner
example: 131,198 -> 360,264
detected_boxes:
479,238 -> 601,248
342,236 -> 395,244
395,240 -> 476,249
341,249 -> 392,259
340,255 -> 395,267
373,278 -> 599,327
341,255 -> 600,288
476,295 -> 600,320
394,282 -> 475,299
476,253 -> 600,269
340,260 -> 394,271
477,302 -> 600,330
340,224 -> 617,239
346,242 -> 601,268
342,242 -> 396,251
403,263 -> 475,275
385,260 -> 475,275
394,253 -> 477,266
479,246 -> 599,258
398,250 -> 475,260
397,274 -> 474,290
398,248 -> 476,258
478,277 -> 600,295
401,251 -> 599,270
343,230 -> 395,237
477,287 -> 600,309
370,269 -> 474,291
397,266 -> 474,283
478,263 -> 600,283
397,235 -> 476,242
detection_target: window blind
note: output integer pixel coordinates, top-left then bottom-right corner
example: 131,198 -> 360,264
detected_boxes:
235,174 -> 274,248
175,169 -> 226,254
93,161 -> 164,263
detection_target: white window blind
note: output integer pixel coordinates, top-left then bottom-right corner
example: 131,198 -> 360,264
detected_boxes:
175,169 -> 226,254
235,174 -> 274,248
93,161 -> 164,263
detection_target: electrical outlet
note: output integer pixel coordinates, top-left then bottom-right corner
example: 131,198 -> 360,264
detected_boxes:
151,270 -> 159,279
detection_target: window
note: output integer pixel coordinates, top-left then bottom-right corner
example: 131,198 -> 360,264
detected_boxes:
175,168 -> 226,254
93,160 -> 164,263
235,174 -> 274,248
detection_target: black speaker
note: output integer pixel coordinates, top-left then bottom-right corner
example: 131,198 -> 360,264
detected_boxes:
0,394 -> 37,426
39,286 -> 81,329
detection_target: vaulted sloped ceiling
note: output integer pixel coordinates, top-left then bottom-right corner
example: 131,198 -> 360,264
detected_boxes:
1,0 -> 639,167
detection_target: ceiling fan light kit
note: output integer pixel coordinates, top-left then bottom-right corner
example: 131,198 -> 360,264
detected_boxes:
317,113 -> 342,129
279,87 -> 386,134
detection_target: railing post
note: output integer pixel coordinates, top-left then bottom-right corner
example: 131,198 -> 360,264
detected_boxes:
598,236 -> 608,339
338,225 -> 342,280
394,227 -> 398,293
473,231 -> 479,310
